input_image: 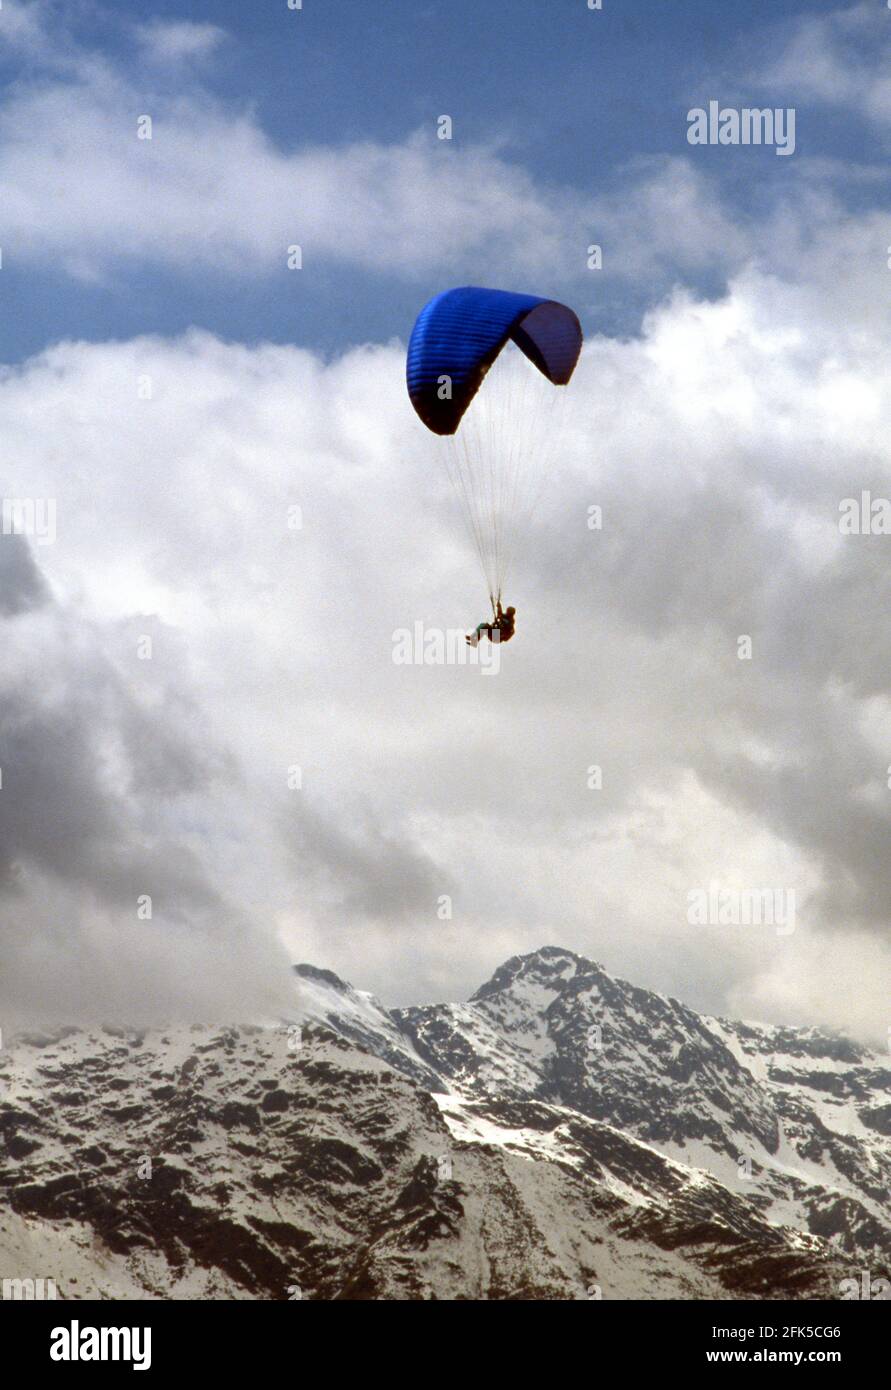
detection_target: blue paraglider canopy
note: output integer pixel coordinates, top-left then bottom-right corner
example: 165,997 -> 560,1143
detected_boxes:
406,286 -> 583,435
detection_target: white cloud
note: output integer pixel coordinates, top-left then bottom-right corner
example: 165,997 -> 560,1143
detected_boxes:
0,65 -> 720,285
0,0 -> 887,301
3,246 -> 891,1034
0,0 -> 51,56
757,2 -> 891,127
136,21 -> 226,64
0,3 -> 750,287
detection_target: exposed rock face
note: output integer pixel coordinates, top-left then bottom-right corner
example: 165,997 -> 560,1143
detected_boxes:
0,948 -> 887,1300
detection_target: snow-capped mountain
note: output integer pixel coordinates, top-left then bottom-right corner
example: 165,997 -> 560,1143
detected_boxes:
1,947 -> 888,1299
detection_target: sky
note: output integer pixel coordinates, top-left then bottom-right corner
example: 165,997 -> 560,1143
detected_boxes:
2,0 -> 891,1039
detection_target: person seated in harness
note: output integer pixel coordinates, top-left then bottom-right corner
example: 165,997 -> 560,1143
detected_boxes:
466,601 -> 516,647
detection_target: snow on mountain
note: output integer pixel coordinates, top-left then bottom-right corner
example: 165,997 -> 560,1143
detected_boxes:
393,948 -> 891,1270
0,947 -> 887,1299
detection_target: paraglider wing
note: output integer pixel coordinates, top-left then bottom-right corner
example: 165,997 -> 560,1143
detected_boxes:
406,287 -> 582,435
406,286 -> 583,608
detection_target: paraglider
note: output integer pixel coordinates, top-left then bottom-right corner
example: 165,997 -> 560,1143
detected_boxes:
466,601 -> 515,649
407,286 -> 582,638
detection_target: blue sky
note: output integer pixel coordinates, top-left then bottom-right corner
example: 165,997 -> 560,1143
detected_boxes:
0,0 -> 883,363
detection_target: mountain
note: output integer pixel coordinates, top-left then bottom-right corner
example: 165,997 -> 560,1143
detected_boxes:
0,947 -> 888,1300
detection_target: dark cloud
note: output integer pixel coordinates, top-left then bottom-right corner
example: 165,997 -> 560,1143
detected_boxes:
0,603 -> 292,1024
284,801 -> 450,928
2,255 -> 891,1033
0,534 -> 49,617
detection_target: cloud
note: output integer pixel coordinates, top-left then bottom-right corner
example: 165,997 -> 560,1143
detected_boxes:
0,2 -> 763,291
0,67 -> 592,282
0,0 -> 51,57
0,553 -> 294,1025
0,533 -> 49,615
286,803 -> 452,927
136,21 -> 226,65
0,0 -> 888,311
2,247 -> 891,1036
756,2 -> 891,128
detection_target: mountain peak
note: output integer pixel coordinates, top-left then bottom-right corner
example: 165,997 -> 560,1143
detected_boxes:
470,945 -> 604,1002
2,946 -> 888,1300
293,962 -> 352,995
